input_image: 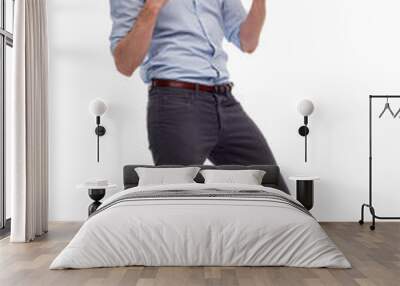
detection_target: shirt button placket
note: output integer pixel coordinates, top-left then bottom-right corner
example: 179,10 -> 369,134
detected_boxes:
193,0 -> 221,81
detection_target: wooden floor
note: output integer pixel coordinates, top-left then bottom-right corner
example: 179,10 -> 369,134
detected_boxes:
0,222 -> 399,286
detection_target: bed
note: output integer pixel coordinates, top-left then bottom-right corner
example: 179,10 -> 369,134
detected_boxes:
50,165 -> 350,269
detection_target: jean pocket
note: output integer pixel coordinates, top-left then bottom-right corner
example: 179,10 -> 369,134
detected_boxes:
148,96 -> 193,123
162,94 -> 192,108
221,93 -> 240,107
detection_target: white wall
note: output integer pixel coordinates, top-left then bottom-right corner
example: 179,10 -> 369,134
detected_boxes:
48,0 -> 400,221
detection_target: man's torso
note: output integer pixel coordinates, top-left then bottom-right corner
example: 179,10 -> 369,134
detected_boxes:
144,0 -> 227,85
110,0 -> 246,85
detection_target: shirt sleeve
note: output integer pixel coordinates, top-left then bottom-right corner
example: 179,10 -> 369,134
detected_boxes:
221,0 -> 247,50
109,0 -> 144,54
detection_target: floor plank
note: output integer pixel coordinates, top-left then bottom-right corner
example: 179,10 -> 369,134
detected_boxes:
0,222 -> 399,286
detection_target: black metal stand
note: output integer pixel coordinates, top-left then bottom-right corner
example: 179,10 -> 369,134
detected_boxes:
359,95 -> 400,231
88,188 -> 105,216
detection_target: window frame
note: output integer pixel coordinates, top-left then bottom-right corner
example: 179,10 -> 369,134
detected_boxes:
0,0 -> 13,234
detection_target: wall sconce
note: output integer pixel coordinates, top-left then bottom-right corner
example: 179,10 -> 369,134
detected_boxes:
89,99 -> 107,162
297,99 -> 314,162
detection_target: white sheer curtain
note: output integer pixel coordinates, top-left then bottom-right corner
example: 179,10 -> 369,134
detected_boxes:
9,0 -> 48,242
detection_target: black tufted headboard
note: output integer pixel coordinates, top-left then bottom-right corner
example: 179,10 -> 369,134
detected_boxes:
123,165 -> 283,191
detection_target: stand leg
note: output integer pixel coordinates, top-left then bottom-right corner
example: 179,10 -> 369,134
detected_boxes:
359,204 -> 366,225
359,203 -> 376,230
369,206 -> 376,231
88,201 -> 102,216
296,180 -> 314,210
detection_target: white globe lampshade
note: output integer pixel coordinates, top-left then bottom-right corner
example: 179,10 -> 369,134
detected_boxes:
89,98 -> 107,117
297,99 -> 314,116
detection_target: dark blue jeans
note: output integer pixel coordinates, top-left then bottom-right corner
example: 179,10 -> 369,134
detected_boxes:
147,86 -> 288,192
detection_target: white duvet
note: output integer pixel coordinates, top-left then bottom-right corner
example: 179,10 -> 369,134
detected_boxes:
50,183 -> 350,269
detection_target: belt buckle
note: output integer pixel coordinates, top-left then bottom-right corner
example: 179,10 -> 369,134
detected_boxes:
213,83 -> 233,94
215,85 -> 226,94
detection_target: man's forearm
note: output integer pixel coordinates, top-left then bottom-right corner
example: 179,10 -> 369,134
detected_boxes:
113,4 -> 161,76
240,0 -> 266,53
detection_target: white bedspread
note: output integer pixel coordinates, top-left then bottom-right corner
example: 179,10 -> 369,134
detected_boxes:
50,183 -> 350,269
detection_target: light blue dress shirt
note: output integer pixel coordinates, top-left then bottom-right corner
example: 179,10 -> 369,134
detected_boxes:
109,0 -> 247,85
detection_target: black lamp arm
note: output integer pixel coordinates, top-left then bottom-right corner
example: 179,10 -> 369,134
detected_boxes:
94,116 -> 106,162
298,116 -> 310,163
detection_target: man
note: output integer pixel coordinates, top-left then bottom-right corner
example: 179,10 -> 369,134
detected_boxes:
109,0 -> 288,192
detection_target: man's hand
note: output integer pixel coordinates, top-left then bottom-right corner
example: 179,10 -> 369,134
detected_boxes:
113,0 -> 168,76
240,0 -> 266,53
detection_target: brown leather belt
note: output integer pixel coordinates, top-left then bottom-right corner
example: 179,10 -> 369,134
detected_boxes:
151,79 -> 233,94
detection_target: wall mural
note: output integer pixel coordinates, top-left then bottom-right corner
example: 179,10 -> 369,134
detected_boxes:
108,0 -> 290,191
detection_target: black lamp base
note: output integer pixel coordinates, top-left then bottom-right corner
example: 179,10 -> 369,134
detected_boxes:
298,126 -> 309,136
88,189 -> 106,216
95,126 -> 106,136
296,180 -> 314,210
